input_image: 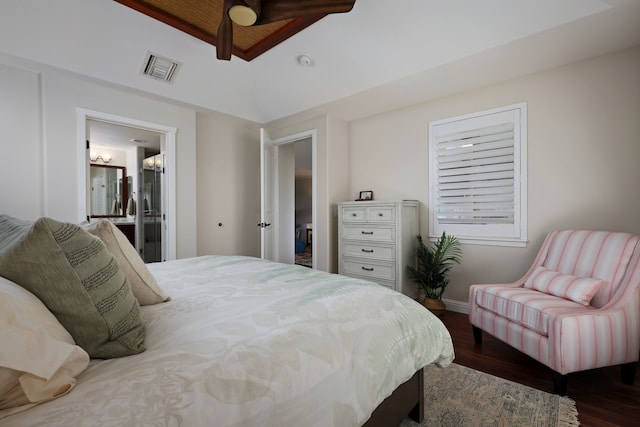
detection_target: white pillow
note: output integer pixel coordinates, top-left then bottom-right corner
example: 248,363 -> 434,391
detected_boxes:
82,220 -> 170,305
0,277 -> 89,419
524,266 -> 604,306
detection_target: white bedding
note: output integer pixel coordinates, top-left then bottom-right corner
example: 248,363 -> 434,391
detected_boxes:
4,256 -> 454,427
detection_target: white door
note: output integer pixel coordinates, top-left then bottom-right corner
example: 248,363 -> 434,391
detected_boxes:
260,128 -> 275,260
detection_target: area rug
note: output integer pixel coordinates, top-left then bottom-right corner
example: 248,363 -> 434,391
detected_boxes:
400,363 -> 579,427
295,248 -> 312,268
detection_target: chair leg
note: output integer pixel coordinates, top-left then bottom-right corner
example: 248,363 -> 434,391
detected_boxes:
621,362 -> 637,385
472,326 -> 482,344
552,372 -> 568,396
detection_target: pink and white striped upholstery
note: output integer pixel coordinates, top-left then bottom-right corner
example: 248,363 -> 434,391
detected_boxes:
524,266 -> 603,306
469,230 -> 640,377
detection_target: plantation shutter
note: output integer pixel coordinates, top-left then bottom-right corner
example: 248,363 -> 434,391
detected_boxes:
428,103 -> 527,246
436,122 -> 515,224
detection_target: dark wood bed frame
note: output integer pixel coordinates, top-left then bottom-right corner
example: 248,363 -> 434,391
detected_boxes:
362,368 -> 424,427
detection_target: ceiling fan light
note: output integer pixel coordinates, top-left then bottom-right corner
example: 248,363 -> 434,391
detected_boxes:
229,5 -> 257,26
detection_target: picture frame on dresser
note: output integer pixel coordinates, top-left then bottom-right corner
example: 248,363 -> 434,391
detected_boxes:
356,190 -> 374,201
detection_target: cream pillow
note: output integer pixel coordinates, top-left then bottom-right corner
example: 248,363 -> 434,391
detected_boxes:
0,276 -> 90,419
524,266 -> 604,306
82,220 -> 170,305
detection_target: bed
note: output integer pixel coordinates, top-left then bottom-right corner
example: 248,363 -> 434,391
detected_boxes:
0,217 -> 454,427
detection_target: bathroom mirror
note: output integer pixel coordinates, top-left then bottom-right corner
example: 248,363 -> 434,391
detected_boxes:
90,164 -> 127,217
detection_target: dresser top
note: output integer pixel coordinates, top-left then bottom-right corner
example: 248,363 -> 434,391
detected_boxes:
338,200 -> 419,206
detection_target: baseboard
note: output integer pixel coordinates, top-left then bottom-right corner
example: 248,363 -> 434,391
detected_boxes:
442,298 -> 468,315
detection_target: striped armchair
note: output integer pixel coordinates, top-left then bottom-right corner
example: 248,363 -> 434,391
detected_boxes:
469,230 -> 640,395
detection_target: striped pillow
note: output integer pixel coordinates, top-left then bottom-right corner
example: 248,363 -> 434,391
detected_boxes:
0,215 -> 145,358
524,266 -> 603,306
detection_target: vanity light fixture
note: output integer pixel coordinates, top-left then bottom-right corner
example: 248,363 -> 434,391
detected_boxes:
144,155 -> 163,169
90,151 -> 112,163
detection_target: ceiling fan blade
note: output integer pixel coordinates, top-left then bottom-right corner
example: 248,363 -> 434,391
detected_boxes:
256,0 -> 356,25
216,11 -> 234,60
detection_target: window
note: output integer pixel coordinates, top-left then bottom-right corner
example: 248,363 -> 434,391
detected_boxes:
428,103 -> 527,247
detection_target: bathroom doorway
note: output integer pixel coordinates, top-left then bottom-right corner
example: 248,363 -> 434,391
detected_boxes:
77,109 -> 177,262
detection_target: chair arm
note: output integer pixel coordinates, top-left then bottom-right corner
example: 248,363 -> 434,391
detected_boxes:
549,290 -> 640,374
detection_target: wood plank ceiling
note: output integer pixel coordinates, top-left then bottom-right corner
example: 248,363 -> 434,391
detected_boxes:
115,0 -> 325,61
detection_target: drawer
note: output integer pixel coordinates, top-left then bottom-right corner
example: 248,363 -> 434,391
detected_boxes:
342,260 -> 395,282
342,225 -> 395,242
342,207 -> 366,222
367,206 -> 396,222
342,242 -> 395,261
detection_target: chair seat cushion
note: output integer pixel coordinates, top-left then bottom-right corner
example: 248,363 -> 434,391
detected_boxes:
474,285 -> 595,336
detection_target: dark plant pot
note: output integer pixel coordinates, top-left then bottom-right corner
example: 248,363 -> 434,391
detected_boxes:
422,297 -> 446,316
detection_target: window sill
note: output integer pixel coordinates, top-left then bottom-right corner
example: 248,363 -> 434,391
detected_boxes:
429,235 -> 528,248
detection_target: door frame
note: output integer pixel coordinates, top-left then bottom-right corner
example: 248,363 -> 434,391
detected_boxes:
76,108 -> 177,260
260,128 -> 274,260
271,129 -> 317,267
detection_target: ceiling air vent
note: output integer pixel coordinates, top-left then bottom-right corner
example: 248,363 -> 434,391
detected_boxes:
141,52 -> 179,83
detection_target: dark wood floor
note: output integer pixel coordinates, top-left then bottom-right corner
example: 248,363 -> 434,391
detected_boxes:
440,310 -> 640,427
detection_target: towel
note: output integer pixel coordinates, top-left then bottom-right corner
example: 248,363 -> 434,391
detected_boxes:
127,198 -> 136,216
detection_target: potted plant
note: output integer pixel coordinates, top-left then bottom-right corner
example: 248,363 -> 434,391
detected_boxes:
407,232 -> 462,316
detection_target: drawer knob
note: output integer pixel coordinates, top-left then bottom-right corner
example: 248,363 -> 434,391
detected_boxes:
361,231 -> 374,235
378,213 -> 383,217
361,249 -> 374,253
362,266 -> 374,272
352,213 -> 357,217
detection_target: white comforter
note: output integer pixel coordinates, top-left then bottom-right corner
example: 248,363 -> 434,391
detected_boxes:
4,256 -> 454,427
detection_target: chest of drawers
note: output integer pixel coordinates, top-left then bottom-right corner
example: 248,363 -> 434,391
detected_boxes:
338,200 -> 419,297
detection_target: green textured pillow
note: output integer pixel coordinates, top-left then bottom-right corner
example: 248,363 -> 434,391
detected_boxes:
0,215 -> 145,359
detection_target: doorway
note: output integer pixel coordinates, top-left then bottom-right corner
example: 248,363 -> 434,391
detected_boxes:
77,109 -> 177,261
265,130 -> 316,268
141,152 -> 164,262
293,139 -> 312,268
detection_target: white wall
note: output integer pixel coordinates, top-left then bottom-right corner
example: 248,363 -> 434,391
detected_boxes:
196,110 -> 350,271
195,111 -> 261,257
347,46 -> 640,302
0,63 -> 42,219
4,45 -> 638,289
266,115 -> 350,273
0,58 -> 198,258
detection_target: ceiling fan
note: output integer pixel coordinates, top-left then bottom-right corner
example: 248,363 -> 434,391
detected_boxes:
217,0 -> 356,60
